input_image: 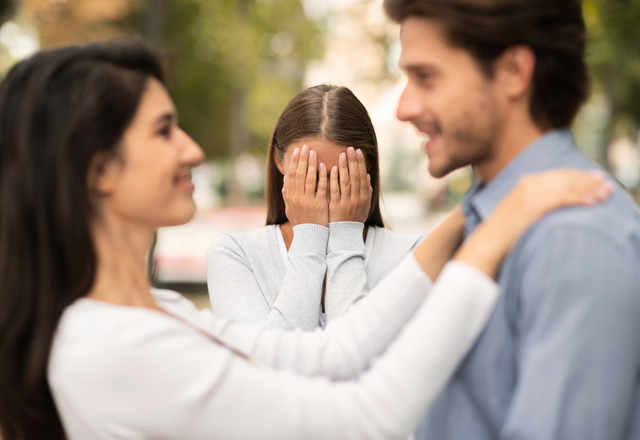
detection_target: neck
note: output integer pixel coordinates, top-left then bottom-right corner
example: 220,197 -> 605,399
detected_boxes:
474,108 -> 548,183
89,213 -> 159,309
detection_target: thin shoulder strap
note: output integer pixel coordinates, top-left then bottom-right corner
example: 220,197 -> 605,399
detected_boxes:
163,309 -> 254,363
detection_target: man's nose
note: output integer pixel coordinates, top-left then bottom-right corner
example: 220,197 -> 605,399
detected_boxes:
396,82 -> 423,122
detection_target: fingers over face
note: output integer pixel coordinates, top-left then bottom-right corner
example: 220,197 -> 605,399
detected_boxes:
338,151 -> 350,195
282,175 -> 287,204
330,165 -> 340,201
306,149 -> 318,195
356,149 -> 369,197
317,162 -> 327,199
296,145 -> 310,195
287,147 -> 300,196
346,147 -> 360,195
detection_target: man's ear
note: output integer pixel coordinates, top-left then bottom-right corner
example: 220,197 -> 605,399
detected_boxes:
88,152 -> 121,196
494,45 -> 536,100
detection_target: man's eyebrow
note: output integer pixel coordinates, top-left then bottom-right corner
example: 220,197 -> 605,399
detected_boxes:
400,62 -> 435,72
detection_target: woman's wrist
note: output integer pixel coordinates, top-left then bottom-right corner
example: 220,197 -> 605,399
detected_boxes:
327,222 -> 365,252
290,223 -> 330,255
412,208 -> 465,280
289,217 -> 329,228
452,209 -> 519,279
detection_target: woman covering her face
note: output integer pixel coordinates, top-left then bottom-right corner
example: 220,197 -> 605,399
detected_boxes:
206,84 -> 426,330
0,42 -> 611,440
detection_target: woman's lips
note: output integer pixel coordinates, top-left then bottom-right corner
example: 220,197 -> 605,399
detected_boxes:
174,172 -> 195,192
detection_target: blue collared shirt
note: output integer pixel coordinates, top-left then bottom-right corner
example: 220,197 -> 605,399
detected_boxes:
416,129 -> 640,440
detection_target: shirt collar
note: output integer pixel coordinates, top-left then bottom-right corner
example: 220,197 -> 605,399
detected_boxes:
462,128 -> 576,222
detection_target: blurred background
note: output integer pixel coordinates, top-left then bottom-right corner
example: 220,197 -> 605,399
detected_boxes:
1,0 -> 639,306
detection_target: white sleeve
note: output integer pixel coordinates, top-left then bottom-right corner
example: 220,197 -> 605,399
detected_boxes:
64,260 -> 498,440
206,224 -> 328,331
212,257 -> 496,382
324,222 -> 369,321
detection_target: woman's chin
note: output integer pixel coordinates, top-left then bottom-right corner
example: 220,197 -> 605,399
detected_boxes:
163,202 -> 197,227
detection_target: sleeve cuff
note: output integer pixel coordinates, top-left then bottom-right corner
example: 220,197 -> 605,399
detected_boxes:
290,224 -> 329,255
328,222 -> 366,252
406,252 -> 434,287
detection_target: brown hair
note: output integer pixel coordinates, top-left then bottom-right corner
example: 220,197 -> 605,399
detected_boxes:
265,84 -> 384,227
384,0 -> 589,129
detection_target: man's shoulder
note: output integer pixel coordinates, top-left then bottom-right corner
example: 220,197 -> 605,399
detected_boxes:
503,183 -> 640,284
513,143 -> 640,251
533,186 -> 640,248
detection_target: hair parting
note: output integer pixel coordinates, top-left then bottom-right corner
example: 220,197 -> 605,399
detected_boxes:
265,84 -> 385,227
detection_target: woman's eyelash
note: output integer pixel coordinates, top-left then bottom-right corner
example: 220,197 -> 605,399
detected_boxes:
158,125 -> 171,137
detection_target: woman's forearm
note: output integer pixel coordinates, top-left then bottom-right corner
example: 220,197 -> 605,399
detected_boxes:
413,207 -> 465,280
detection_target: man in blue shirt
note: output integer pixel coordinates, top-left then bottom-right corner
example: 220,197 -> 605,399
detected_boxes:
383,0 -> 640,439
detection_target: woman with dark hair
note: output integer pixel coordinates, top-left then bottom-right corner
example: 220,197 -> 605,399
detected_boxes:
0,41 -> 611,440
207,85 -> 427,330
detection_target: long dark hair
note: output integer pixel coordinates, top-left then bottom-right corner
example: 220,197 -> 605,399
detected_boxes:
265,84 -> 385,227
0,41 -> 164,440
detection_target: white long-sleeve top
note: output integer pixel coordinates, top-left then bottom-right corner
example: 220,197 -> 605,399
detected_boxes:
48,256 -> 498,440
206,223 -> 424,330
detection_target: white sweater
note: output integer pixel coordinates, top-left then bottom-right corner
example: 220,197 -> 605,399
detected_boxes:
206,222 -> 424,330
48,256 -> 498,440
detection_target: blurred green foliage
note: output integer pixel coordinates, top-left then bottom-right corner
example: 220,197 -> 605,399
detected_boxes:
152,0 -> 322,159
14,0 -> 639,171
584,0 -> 640,137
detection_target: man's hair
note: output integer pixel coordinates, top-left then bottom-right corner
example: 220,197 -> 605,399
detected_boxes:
384,0 -> 589,129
